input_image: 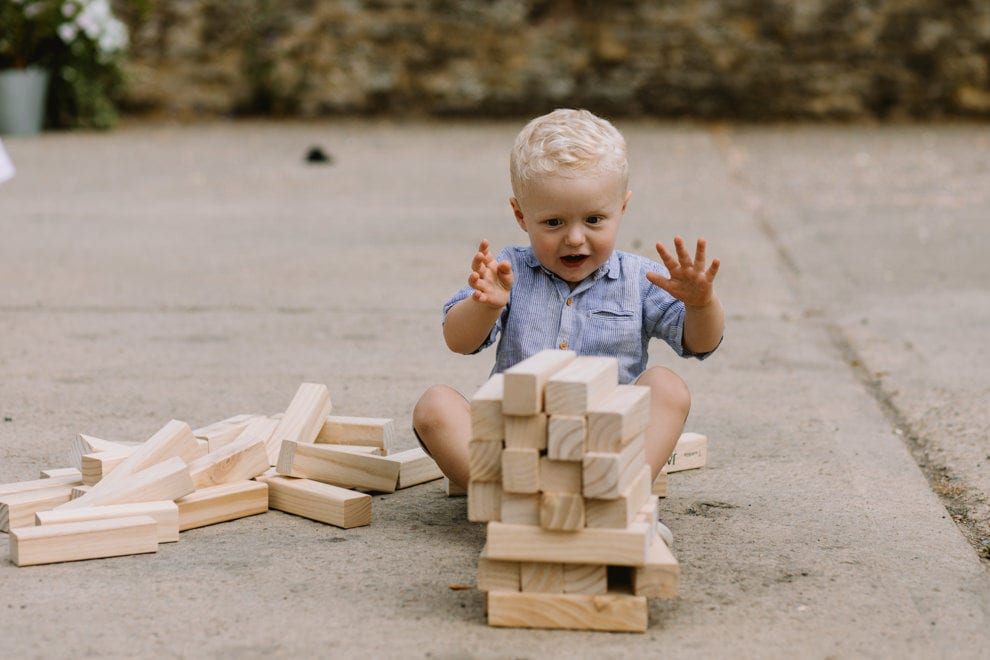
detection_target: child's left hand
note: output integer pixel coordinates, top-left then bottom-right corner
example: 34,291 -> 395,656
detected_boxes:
646,236 -> 720,308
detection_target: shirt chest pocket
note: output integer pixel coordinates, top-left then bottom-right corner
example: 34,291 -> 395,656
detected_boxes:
580,304 -> 641,355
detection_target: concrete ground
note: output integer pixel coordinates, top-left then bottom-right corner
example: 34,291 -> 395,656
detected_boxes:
1,119 -> 988,658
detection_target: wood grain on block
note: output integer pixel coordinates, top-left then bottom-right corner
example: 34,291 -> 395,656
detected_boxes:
315,444 -> 383,455
193,414 -> 258,451
487,591 -> 648,632
502,350 -> 576,415
586,465 -> 651,529
1,486 -> 75,532
467,480 -> 501,522
59,456 -> 195,510
69,434 -> 136,470
563,563 -> 608,595
316,416 -> 394,452
582,434 -> 646,500
277,440 -> 400,493
0,473 -> 83,497
40,468 -> 81,479
504,413 -> 547,450
187,436 -> 270,489
586,385 -> 651,453
539,457 -> 582,495
501,448 -> 540,494
468,438 -> 502,482
520,562 -> 564,593
36,501 -> 179,543
544,356 -> 618,415
95,420 -> 203,489
9,515 -> 159,567
257,474 -> 370,529
485,521 -> 651,566
652,471 -> 667,497
546,414 -> 585,461
175,480 -> 269,531
478,545 -> 521,592
470,373 -> 504,441
389,448 -> 443,488
665,432 -> 708,473
233,416 -> 279,448
266,383 -> 333,464
81,451 -> 129,486
539,492 -> 585,531
70,485 -> 91,500
633,530 -> 679,598
500,492 -> 540,526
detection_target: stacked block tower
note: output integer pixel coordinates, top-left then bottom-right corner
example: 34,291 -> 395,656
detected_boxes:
468,349 -> 679,632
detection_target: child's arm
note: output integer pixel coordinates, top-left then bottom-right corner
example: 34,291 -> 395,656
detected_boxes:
443,239 -> 514,354
646,236 -> 724,354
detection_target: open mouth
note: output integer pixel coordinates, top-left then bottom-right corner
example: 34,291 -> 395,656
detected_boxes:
560,254 -> 589,268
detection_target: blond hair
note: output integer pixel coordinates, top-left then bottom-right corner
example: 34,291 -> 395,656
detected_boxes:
509,109 -> 628,196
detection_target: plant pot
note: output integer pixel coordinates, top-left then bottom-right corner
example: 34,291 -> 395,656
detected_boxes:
0,67 -> 51,136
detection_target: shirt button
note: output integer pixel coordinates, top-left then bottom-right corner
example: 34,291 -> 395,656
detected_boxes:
566,298 -> 573,306
559,341 -> 568,350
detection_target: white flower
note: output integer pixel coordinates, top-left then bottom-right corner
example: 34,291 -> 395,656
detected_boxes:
58,22 -> 79,44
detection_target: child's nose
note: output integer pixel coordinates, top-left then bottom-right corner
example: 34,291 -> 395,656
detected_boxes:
565,226 -> 585,246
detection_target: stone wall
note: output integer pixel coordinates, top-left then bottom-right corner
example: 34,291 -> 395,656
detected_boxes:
118,0 -> 990,120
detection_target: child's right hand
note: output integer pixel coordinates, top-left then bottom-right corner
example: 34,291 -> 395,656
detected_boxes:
468,239 -> 513,309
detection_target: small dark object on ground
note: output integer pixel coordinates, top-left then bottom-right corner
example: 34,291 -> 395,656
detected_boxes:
305,146 -> 333,164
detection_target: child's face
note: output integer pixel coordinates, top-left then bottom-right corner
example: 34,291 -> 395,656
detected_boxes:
511,173 -> 631,288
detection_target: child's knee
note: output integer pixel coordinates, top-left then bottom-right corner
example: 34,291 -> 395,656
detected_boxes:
413,385 -> 462,431
638,367 -> 691,416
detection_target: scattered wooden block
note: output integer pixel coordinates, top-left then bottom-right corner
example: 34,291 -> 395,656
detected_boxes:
563,563 -> 608,595
520,561 -> 564,593
499,492 -> 540,526
500,448 -> 540,494
444,477 -> 466,497
477,545 -> 520,592
70,485 -> 91,500
652,471 -> 667,497
467,480 -> 501,523
632,530 -> 679,598
1,485 -> 76,532
69,434 -> 136,470
586,465 -> 651,529
187,436 -> 270,489
582,434 -> 645,500
468,438 -> 503,482
0,473 -> 83,497
59,456 -> 195,510
9,515 -> 159,567
470,374 -> 504,441
316,416 -> 394,453
586,385 -> 651,453
502,350 -> 576,415
257,474 -> 370,529
175,480 -> 269,531
487,591 -> 648,632
539,492 -> 585,531
546,414 -> 585,461
315,444 -> 383,455
36,501 -> 180,543
389,448 -> 443,489
485,521 -> 651,567
193,414 -> 258,452
665,432 -> 708,473
40,468 -> 81,479
81,451 -> 129,486
539,457 -> 582,495
94,420 -> 204,489
266,382 -> 333,465
504,413 -> 547,450
277,440 -> 400,493
544,356 -> 618,415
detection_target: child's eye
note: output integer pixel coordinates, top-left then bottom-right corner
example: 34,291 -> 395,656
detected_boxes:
545,218 -> 562,227
586,215 -> 604,225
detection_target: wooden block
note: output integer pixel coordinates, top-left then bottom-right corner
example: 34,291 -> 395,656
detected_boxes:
501,448 -> 540,494
539,457 -> 582,495
487,591 -> 647,632
546,414 -> 585,461
486,521 -> 651,566
1,486 -> 75,532
9,516 -> 159,567
0,473 -> 83,497
69,434 -> 136,470
70,485 -> 91,500
257,474 -> 370,528
665,432 -> 708,473
467,480 -> 501,522
468,438 -> 503,482
36,501 -> 180,543
193,414 -> 258,451
504,413 -> 547,450
470,373 -> 504,440
478,545 -> 520,592
59,456 -> 195,510
187,436 -> 270,489
586,385 -> 651,453
502,350 -> 576,415
582,434 -> 646,500
314,444 -> 382,455
633,530 -> 679,598
277,440 -> 400,492
175,480 -> 269,531
544,356 -> 618,415
563,563 -> 608,595
444,477 -> 466,497
539,492 -> 585,531
390,448 -> 443,488
233,416 -> 280,447
520,562 -> 564,593
81,451 -> 130,486
652,471 -> 668,497
499,492 -> 540,525
586,465 -> 651,528
40,468 -> 81,479
266,382 -> 334,464
316,416 -> 394,453
95,420 -> 203,489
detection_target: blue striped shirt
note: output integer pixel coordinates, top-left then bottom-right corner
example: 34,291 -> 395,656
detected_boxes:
442,246 -> 716,384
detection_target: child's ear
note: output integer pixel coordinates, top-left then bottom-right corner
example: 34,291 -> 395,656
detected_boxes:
510,197 -> 528,232
622,190 -> 632,213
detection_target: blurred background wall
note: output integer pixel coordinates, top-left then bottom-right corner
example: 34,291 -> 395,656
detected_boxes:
118,0 -> 990,120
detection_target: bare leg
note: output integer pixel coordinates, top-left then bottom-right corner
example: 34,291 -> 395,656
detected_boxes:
412,385 -> 472,489
634,367 -> 691,481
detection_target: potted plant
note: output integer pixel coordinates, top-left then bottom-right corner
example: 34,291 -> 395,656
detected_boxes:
0,0 -> 129,134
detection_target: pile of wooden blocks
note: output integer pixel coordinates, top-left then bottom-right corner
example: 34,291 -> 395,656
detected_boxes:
468,349 -> 693,633
1,383 -> 442,567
